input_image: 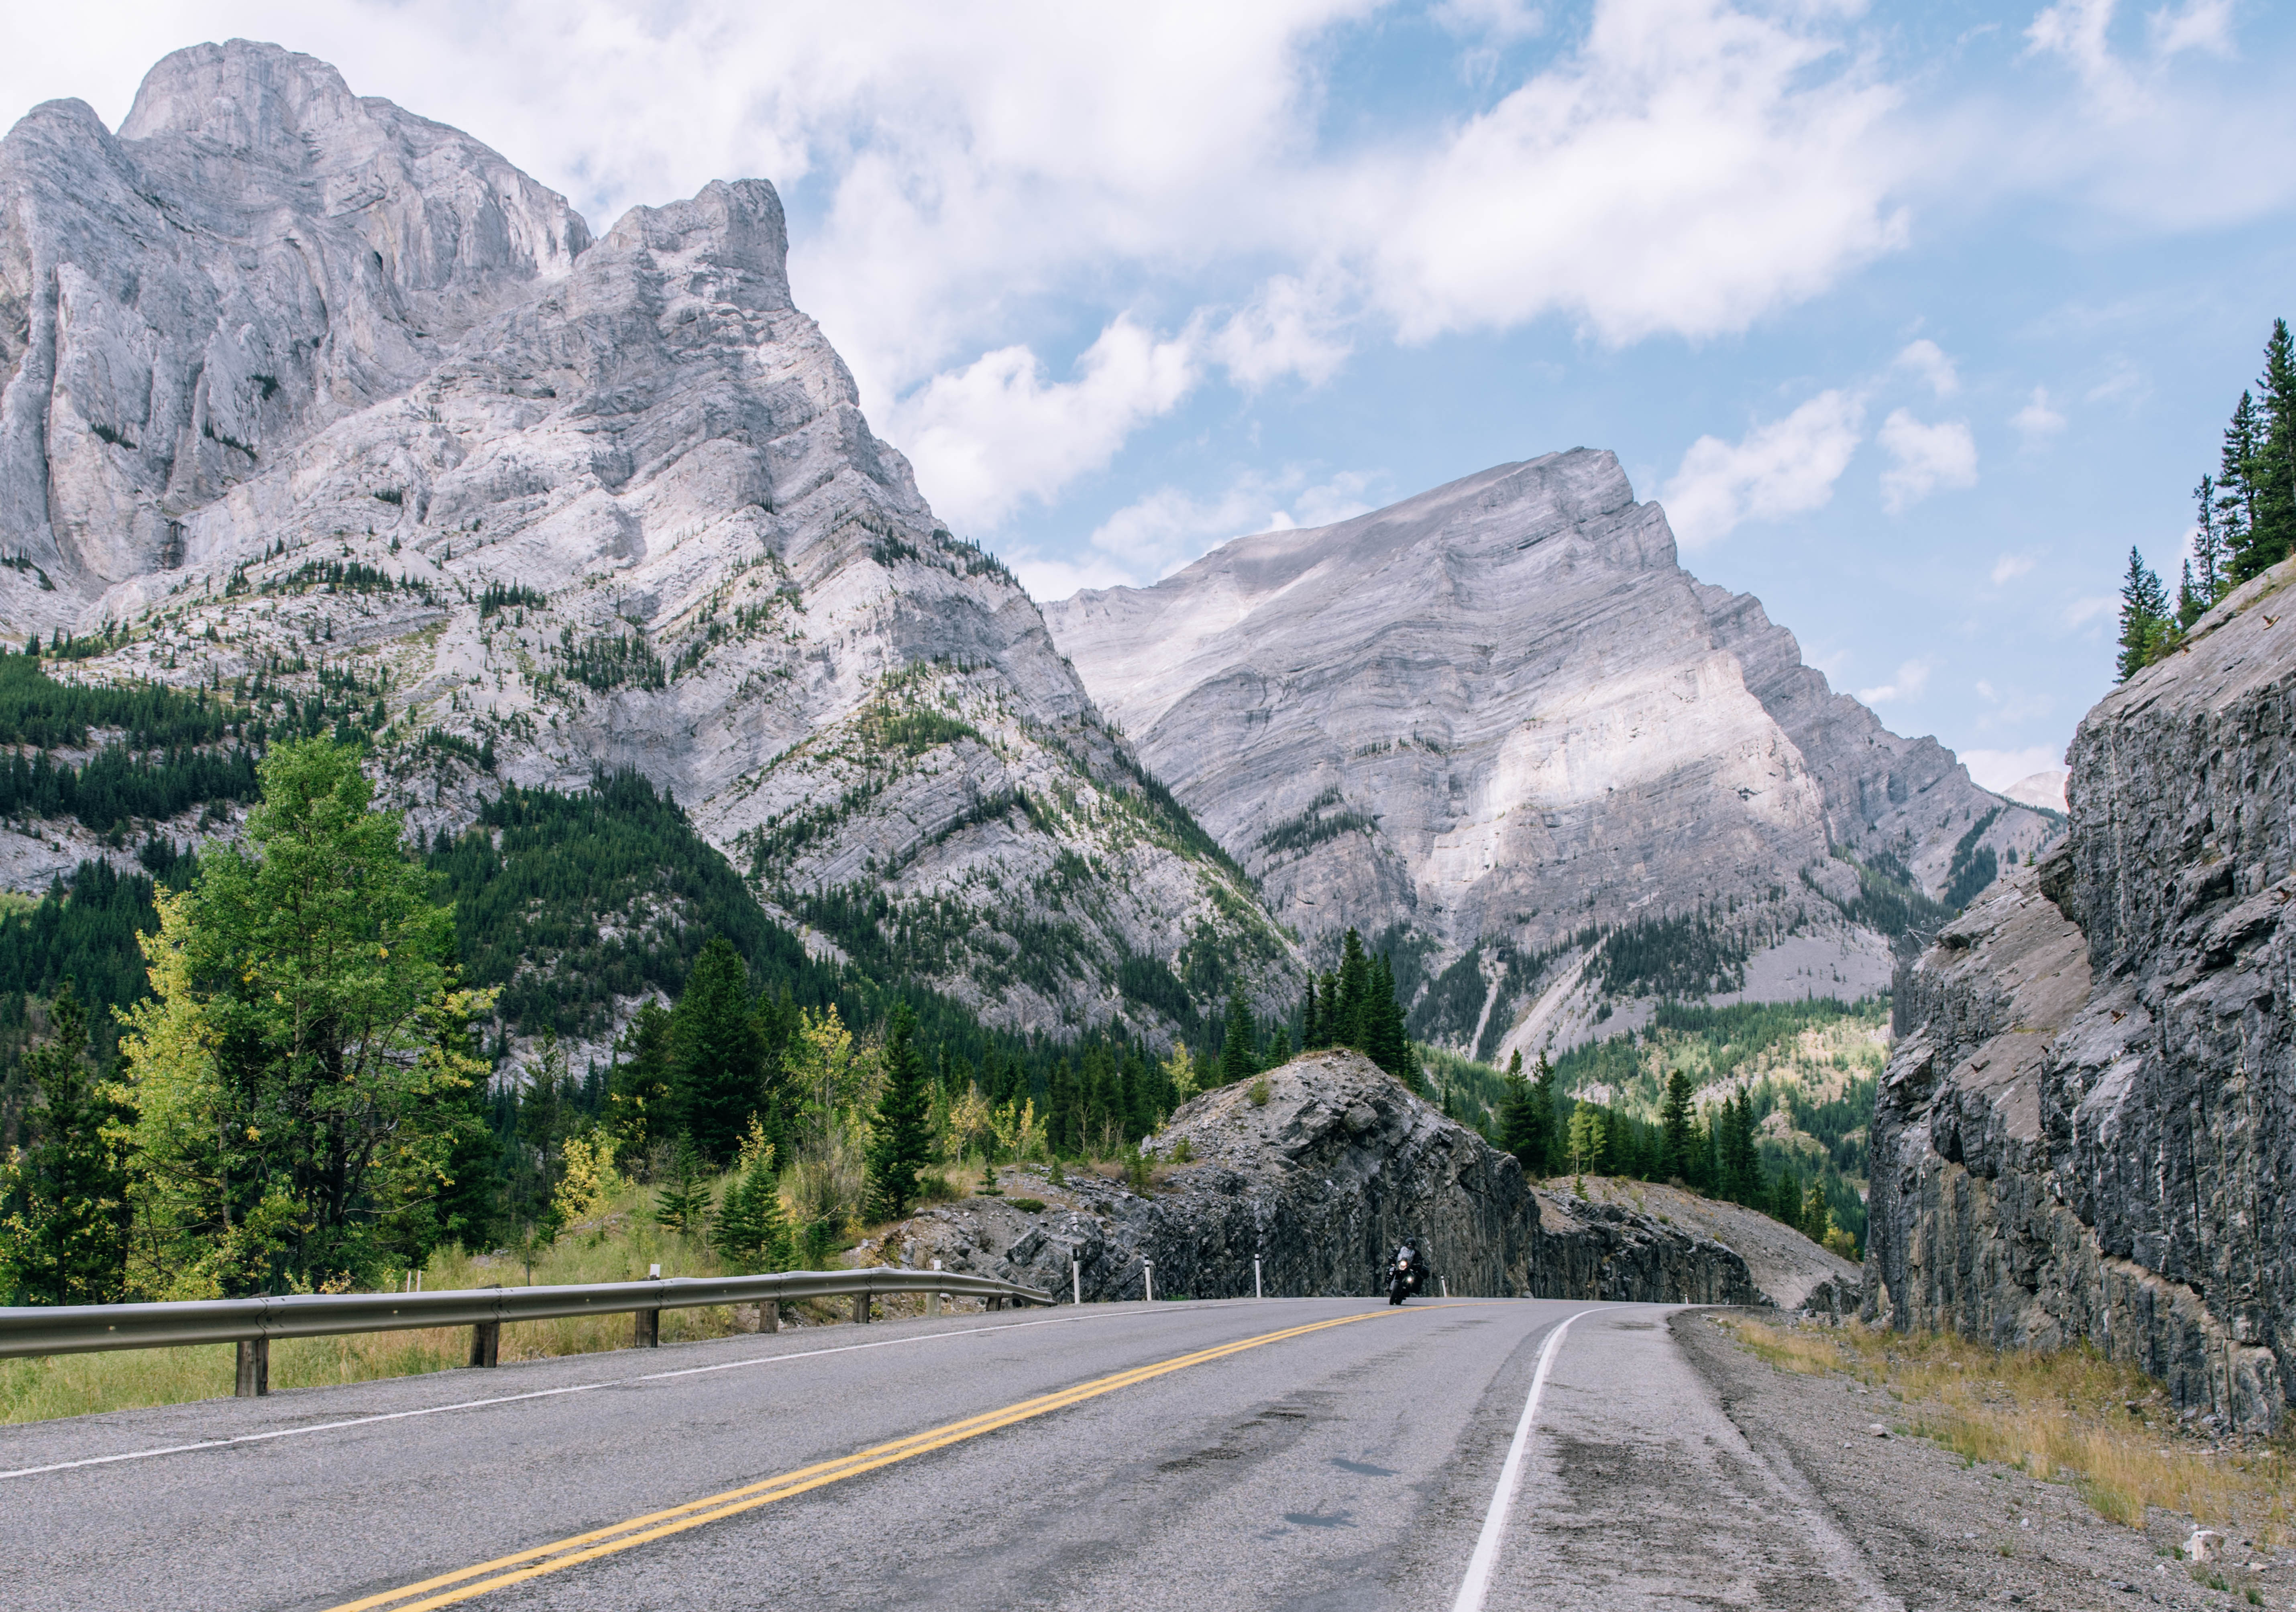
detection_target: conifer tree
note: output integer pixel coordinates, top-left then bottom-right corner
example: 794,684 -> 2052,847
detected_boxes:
606,1000 -> 674,1164
1333,930 -> 1371,1048
652,1140 -> 710,1236
1530,1052 -> 1560,1171
1498,1050 -> 1547,1177
1802,1180 -> 1834,1246
1659,1066 -> 1697,1184
2115,546 -> 2171,681
2191,476 -> 2226,615
2221,391 -> 2263,579
1300,979 -> 1322,1051
865,1005 -> 933,1222
668,937 -> 763,1166
711,1139 -> 788,1274
1365,953 -> 1416,1085
0,985 -> 133,1305
2247,317 -> 2296,578
1220,988 -> 1258,1086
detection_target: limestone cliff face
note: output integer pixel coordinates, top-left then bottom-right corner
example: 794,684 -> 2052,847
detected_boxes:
879,1050 -> 1765,1307
1045,454 -> 2049,1054
0,42 -> 1298,1036
1866,557 -> 2296,1429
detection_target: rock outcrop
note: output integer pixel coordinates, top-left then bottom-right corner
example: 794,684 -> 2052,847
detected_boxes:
0,42 -> 1300,1036
1866,557 -> 2296,1430
1044,454 -> 2053,1056
876,1050 -> 1765,1307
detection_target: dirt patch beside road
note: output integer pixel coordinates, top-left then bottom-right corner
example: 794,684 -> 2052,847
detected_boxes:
1680,1309 -> 2295,1610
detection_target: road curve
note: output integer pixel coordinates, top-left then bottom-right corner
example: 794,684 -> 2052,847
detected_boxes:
0,1299 -> 1892,1610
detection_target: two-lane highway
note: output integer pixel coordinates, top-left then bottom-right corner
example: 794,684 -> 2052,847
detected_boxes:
0,1299 -> 1894,1610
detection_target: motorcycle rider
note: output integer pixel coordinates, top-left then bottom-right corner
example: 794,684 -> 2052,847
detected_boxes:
1385,1240 -> 1425,1304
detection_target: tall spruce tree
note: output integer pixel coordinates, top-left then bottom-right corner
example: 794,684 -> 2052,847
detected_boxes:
1365,953 -> 1415,1085
2115,546 -> 2170,681
2222,391 -> 2264,581
606,999 -> 674,1165
1333,930 -> 1371,1049
1659,1066 -> 1697,1184
1498,1049 -> 1550,1177
864,1005 -> 933,1222
1300,979 -> 1322,1051
1220,989 -> 1258,1087
0,986 -> 133,1305
668,937 -> 763,1165
2247,318 -> 2296,578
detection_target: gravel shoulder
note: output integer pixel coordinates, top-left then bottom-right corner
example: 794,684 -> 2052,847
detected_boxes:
1679,1309 -> 2294,1610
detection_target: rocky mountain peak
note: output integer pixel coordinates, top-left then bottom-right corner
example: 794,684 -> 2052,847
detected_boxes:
599,179 -> 791,312
117,39 -> 363,155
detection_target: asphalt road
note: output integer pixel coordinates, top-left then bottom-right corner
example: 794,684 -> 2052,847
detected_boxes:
0,1298 -> 1902,1610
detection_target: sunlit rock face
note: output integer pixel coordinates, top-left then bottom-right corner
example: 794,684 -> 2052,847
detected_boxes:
0,41 -> 1300,1038
1046,451 -> 2048,1054
1868,557 -> 2296,1431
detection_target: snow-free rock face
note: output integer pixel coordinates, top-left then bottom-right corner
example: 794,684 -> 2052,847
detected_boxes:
1866,557 -> 2296,1430
0,42 -> 1298,1037
1045,453 -> 2051,1055
879,1050 -> 1764,1307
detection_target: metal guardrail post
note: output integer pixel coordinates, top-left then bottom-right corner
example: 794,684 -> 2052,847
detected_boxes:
754,1299 -> 779,1333
634,1309 -> 660,1348
852,1290 -> 870,1325
469,1321 -> 500,1367
235,1337 -> 268,1397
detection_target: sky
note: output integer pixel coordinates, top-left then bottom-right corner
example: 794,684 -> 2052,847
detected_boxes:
8,1 -> 2294,792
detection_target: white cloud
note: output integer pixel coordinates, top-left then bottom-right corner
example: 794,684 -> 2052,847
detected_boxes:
1990,553 -> 2036,585
1083,470 -> 1376,586
885,315 -> 1198,532
1857,658 -> 1932,704
2012,386 -> 2068,446
2149,0 -> 2235,59
2062,594 -> 2118,627
1877,409 -> 1978,513
1958,745 -> 2067,794
1359,0 -> 1909,345
1659,389 -> 1866,546
1209,274 -> 1355,391
1894,338 -> 1960,397
998,548 -> 1140,603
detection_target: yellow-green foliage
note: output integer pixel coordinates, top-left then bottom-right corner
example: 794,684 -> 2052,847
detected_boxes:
1718,1317 -> 2294,1540
0,1182 -> 752,1425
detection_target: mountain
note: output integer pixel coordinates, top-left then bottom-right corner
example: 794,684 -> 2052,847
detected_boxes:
1044,451 -> 2056,1059
0,41 -> 1298,1041
1867,555 -> 2296,1431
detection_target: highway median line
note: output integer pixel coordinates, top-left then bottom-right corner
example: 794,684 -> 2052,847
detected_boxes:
325,1305 -> 1419,1612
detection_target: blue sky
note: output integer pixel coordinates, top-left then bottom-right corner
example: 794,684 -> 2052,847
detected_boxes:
10,1 -> 2294,788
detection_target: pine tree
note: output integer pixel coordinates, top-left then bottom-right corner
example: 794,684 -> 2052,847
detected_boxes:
1659,1066 -> 1697,1185
1529,1053 -> 1560,1175
652,1140 -> 710,1236
1769,1164 -> 1802,1229
1300,979 -> 1322,1051
606,999 -> 674,1164
669,937 -> 763,1166
1498,1050 -> 1546,1176
1802,1181 -> 1834,1246
1333,930 -> 1371,1050
1365,953 -> 1416,1085
0,985 -> 133,1305
2115,546 -> 2170,681
2222,391 -> 2265,582
2191,476 -> 2226,615
865,1005 -> 933,1222
2247,317 -> 2296,578
1220,989 -> 1257,1087
1047,1057 -> 1078,1156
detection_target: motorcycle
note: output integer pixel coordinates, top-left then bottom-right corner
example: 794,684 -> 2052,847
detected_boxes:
1385,1247 -> 1424,1306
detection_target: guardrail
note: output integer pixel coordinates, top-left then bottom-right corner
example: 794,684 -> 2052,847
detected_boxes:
0,1267 -> 1052,1396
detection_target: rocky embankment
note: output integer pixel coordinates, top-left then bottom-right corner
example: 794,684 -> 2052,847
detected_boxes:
1866,557 -> 2296,1430
870,1050 -> 1789,1308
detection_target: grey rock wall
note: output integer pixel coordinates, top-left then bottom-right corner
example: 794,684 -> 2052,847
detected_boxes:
884,1050 -> 1765,1308
1867,558 -> 2296,1429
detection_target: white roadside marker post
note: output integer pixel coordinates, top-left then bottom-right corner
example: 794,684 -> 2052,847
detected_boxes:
1254,1257 -> 1263,1299
1073,1258 -> 1082,1307
1143,1260 -> 1154,1303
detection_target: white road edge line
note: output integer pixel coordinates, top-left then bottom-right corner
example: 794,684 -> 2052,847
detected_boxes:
0,1306 -> 1153,1482
1450,1306 -> 1599,1612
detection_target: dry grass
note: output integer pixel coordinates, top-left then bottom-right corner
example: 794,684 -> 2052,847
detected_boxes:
1718,1315 -> 2295,1540
0,1185 -> 795,1427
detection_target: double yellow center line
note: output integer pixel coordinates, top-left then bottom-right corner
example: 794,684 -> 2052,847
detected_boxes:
328,1307 -> 1403,1611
